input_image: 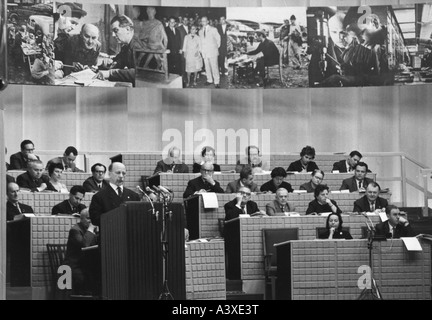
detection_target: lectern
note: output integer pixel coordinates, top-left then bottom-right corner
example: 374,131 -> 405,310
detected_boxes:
101,201 -> 186,300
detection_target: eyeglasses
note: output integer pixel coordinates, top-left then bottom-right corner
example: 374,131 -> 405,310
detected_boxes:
240,191 -> 251,196
95,170 -> 106,174
24,148 -> 35,152
201,169 -> 214,174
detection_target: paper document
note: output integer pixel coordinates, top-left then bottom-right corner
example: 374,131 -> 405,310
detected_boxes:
320,212 -> 332,217
401,237 -> 423,251
23,213 -> 35,218
70,69 -> 97,82
378,211 -> 388,222
201,192 -> 219,209
293,190 -> 307,193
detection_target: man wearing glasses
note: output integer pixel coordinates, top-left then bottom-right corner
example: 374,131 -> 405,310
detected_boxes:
224,186 -> 265,221
83,163 -> 109,193
183,161 -> 224,199
9,140 -> 40,170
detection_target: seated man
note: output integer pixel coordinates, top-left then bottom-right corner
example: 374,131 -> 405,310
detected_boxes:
63,208 -> 99,295
183,161 -> 224,198
266,188 -> 295,216
83,163 -> 109,193
154,146 -> 189,174
300,169 -> 324,193
260,167 -> 293,193
235,145 -> 270,173
353,181 -> 388,213
287,146 -> 319,173
52,185 -> 87,215
46,146 -> 84,172
340,162 -> 373,192
9,139 -> 40,170
332,150 -> 363,173
226,165 -> 259,193
16,160 -> 56,192
375,205 -> 415,239
224,186 -> 265,221
6,182 -> 34,221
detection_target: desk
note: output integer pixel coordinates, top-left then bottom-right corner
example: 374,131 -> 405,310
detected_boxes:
54,76 -> 132,87
276,239 -> 431,300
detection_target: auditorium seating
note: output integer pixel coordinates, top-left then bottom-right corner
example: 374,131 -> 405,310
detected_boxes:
7,171 -> 92,191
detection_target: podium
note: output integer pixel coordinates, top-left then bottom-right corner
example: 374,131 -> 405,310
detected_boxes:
101,201 -> 186,300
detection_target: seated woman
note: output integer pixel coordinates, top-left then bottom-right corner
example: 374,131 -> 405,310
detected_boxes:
300,169 -> 324,193
318,212 -> 353,240
48,162 -> 69,193
193,146 -> 221,173
306,184 -> 342,215
260,167 -> 293,193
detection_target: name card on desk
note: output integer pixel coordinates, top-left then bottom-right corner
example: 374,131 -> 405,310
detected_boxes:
293,190 -> 307,193
201,192 -> 219,209
401,237 -> 423,251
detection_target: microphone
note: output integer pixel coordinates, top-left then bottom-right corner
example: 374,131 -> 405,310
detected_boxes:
145,186 -> 157,195
152,186 -> 162,193
158,185 -> 173,194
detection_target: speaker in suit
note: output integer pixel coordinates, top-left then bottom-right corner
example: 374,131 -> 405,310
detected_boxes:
353,195 -> 388,213
340,176 -> 373,192
199,18 -> 221,86
165,22 -> 182,75
6,201 -> 34,221
216,19 -> 228,74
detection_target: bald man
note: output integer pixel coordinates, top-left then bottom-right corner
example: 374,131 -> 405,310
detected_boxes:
6,182 -> 34,221
62,23 -> 102,76
89,162 -> 140,226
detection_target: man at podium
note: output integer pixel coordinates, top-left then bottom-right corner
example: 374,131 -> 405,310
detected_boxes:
89,162 -> 140,226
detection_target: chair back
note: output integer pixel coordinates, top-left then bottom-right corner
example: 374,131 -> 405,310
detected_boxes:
46,244 -> 67,286
262,228 -> 298,267
316,227 -> 350,238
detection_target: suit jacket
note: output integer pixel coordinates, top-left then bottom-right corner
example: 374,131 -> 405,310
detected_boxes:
332,160 -> 350,173
199,25 -> 220,58
260,180 -> 293,193
82,177 -> 109,193
247,38 -> 279,66
318,229 -> 353,240
340,176 -> 373,192
166,26 -> 182,53
224,198 -> 260,221
235,158 -> 270,173
225,179 -> 259,193
266,200 -> 295,216
89,185 -> 140,226
16,171 -> 56,192
217,24 -> 228,56
46,157 -> 84,172
353,195 -> 388,212
287,159 -> 319,173
6,201 -> 34,221
183,176 -> 224,199
299,181 -> 316,193
52,199 -> 86,215
375,221 -> 415,239
9,152 -> 40,170
192,162 -> 221,173
306,199 -> 342,215
6,174 -> 15,186
63,222 -> 98,269
176,24 -> 189,49
154,159 -> 189,174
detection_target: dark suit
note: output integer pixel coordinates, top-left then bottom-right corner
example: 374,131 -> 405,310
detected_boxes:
183,176 -> 224,199
6,174 -> 15,186
177,24 -> 189,78
299,181 -> 316,193
306,199 -> 342,215
332,160 -> 350,173
165,26 -> 182,75
225,179 -> 259,193
224,198 -> 260,221
260,180 -> 293,193
192,163 -> 221,173
89,185 -> 140,226
154,160 -> 189,174
9,152 -> 40,170
217,24 -> 228,73
46,157 -> 84,172
52,200 -> 86,215
287,160 -> 319,173
82,177 -> 109,193
6,201 -> 34,221
318,229 -> 353,240
375,221 -> 415,239
353,195 -> 388,213
63,222 -> 98,294
340,176 -> 373,192
247,38 -> 280,80
16,171 -> 56,192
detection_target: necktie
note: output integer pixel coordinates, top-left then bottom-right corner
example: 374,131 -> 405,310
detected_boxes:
370,202 -> 375,211
117,186 -> 122,198
204,27 -> 206,37
358,180 -> 362,189
241,205 -> 246,215
172,27 -> 175,35
15,203 -> 22,214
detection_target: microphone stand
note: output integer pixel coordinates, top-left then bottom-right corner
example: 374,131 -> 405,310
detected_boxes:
358,214 -> 383,300
158,189 -> 174,300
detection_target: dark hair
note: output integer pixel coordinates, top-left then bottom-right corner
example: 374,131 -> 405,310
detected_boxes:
48,162 -> 64,176
246,145 -> 260,157
168,16 -> 177,22
300,145 -> 315,158
312,169 -> 324,178
271,167 -> 287,179
354,162 -> 368,172
366,181 -> 381,191
349,150 -> 363,159
110,15 -> 134,28
20,139 -> 34,150
201,146 -> 215,157
64,146 -> 78,156
240,165 -> 253,180
91,163 -> 106,173
314,184 -> 329,198
70,185 -> 85,196
325,213 -> 343,232
290,15 -> 296,20
385,204 -> 398,216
